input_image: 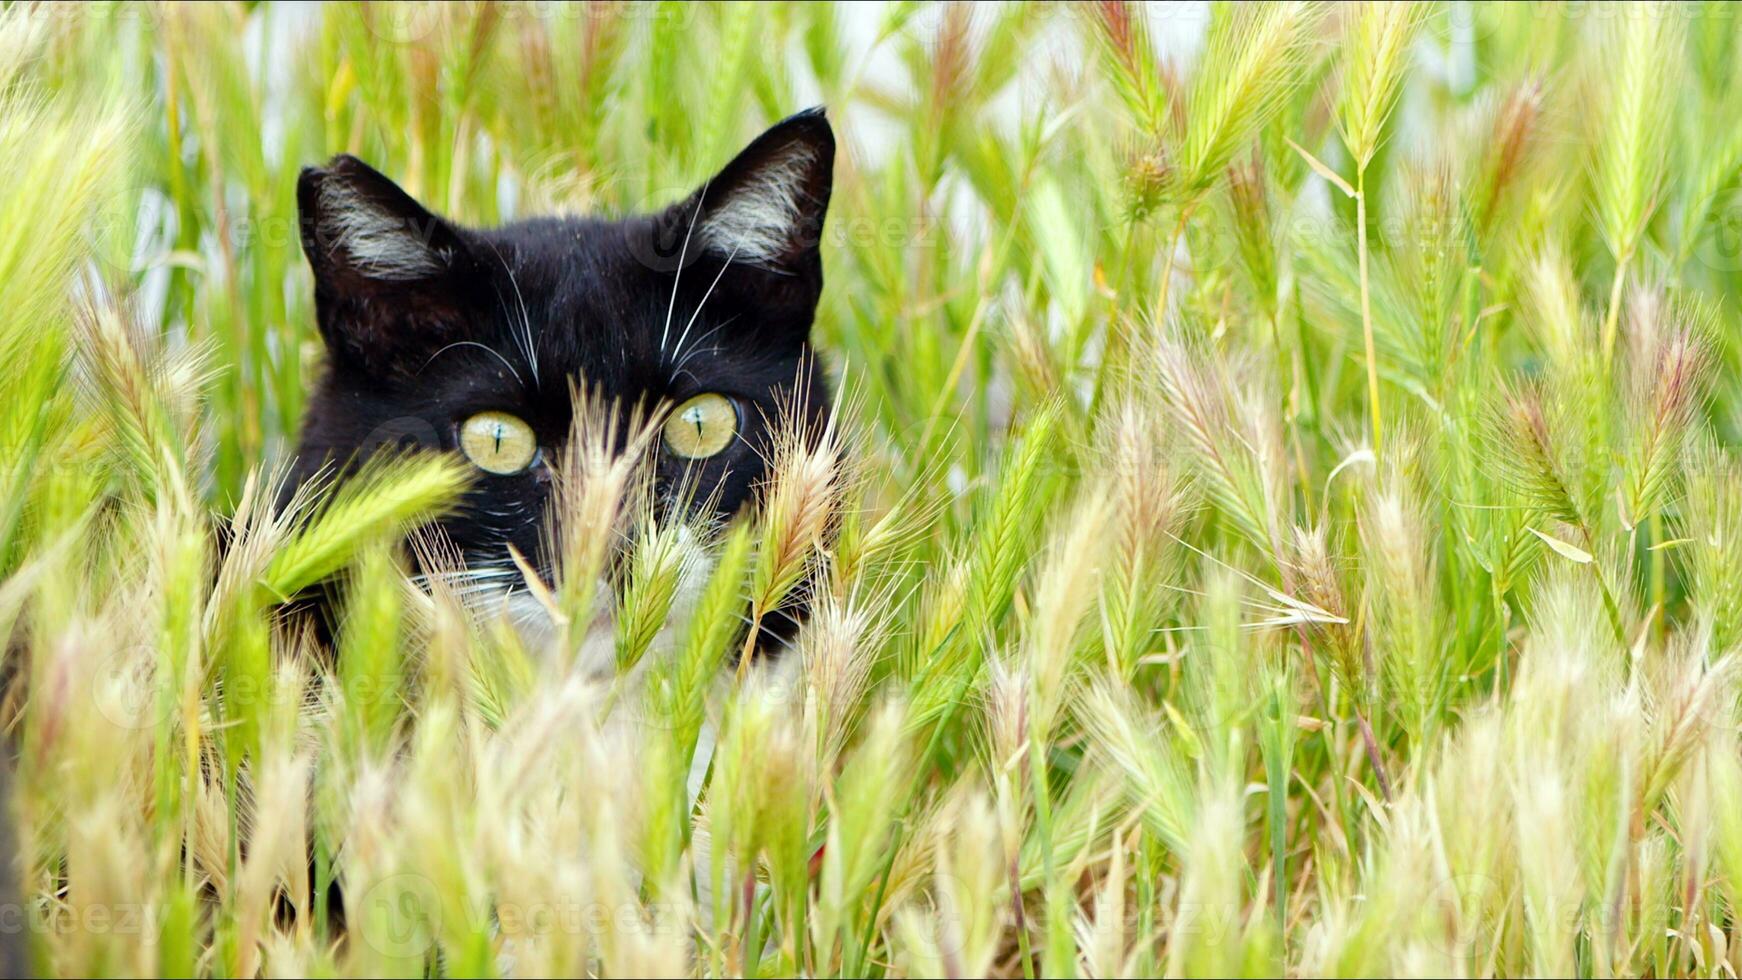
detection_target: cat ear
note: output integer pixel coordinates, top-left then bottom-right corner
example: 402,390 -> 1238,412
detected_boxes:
681,108 -> 836,279
297,155 -> 476,369
298,155 -> 463,285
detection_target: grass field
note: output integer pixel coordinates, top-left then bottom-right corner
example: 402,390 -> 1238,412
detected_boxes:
7,1 -> 1742,976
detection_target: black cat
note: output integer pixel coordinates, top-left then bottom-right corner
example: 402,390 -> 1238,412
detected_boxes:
288,109 -> 835,646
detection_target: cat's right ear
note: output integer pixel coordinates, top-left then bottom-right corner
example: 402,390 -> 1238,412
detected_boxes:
297,155 -> 475,370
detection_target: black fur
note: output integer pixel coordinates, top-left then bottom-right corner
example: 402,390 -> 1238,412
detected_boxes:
287,109 -> 835,588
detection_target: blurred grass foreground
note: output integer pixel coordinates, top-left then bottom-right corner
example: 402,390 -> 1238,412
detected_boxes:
10,1 -> 1742,976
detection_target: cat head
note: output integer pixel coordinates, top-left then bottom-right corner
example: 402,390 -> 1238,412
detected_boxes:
289,109 -> 835,586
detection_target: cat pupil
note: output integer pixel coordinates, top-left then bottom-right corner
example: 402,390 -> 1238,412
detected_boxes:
492,424 -> 503,452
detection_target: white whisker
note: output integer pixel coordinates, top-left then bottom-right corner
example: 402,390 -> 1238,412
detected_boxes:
674,346 -> 720,373
661,183 -> 709,361
671,318 -> 733,373
483,239 -> 539,384
672,347 -> 725,386
671,242 -> 741,370
421,341 -> 525,388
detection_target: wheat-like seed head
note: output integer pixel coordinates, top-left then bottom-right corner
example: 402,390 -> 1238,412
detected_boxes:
1178,1 -> 1322,198
1335,1 -> 1424,170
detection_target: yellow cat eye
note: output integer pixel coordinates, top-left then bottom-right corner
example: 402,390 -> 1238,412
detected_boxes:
459,411 -> 538,474
663,393 -> 738,460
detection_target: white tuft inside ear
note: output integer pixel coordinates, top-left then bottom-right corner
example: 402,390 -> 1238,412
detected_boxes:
317,179 -> 448,280
697,143 -> 817,268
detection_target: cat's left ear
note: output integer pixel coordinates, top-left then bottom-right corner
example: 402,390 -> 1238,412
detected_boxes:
691,107 -> 834,272
654,108 -> 835,314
